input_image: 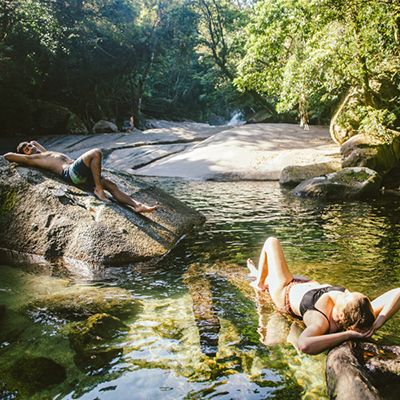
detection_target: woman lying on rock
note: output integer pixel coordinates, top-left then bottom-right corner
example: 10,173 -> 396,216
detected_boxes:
247,237 -> 400,355
4,141 -> 157,213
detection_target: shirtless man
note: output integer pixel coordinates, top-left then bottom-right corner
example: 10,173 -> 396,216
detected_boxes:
4,141 -> 157,213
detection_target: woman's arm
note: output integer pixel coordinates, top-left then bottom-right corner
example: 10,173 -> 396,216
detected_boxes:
371,288 -> 400,331
297,324 -> 370,355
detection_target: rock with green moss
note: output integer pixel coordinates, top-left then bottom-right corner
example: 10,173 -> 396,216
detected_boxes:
27,286 -> 142,321
293,167 -> 382,200
0,156 -> 204,273
67,313 -> 128,371
68,313 -> 129,351
7,356 -> 66,394
341,133 -> 400,177
280,161 -> 341,187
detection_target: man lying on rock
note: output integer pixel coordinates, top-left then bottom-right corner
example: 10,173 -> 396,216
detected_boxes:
4,141 -> 157,213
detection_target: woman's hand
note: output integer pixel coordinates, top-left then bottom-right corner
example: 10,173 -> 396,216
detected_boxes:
346,328 -> 374,340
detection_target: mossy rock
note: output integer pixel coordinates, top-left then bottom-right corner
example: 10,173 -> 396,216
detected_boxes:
74,346 -> 123,372
8,356 -> 66,394
293,167 -> 382,200
27,286 -> 142,321
68,313 -> 129,352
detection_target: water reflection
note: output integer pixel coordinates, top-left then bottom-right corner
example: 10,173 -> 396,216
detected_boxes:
0,180 -> 400,399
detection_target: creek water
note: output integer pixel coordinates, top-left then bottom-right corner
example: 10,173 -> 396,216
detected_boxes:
1,180 -> 400,399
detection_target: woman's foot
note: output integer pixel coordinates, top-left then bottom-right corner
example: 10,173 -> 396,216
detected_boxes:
247,259 -> 258,278
247,259 -> 268,291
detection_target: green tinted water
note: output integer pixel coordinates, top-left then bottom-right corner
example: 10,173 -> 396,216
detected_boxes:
1,181 -> 400,399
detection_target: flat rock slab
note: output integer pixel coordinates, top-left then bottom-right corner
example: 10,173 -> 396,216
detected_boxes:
136,123 -> 340,180
0,157 -> 204,276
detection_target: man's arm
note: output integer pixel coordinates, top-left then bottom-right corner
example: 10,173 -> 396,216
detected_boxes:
4,152 -> 37,166
30,141 -> 46,152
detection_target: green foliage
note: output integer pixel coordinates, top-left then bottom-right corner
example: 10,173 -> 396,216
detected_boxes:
236,0 -> 400,128
1,0 -> 399,135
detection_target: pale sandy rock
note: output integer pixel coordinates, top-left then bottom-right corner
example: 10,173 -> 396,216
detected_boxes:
136,124 -> 340,181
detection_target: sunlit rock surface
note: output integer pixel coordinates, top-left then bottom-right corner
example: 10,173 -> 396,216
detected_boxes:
38,122 -> 339,181
293,167 -> 382,200
0,157 -> 204,274
280,161 -> 342,187
136,123 -> 340,180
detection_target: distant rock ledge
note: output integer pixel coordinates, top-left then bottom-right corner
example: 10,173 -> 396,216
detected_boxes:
0,157 -> 204,276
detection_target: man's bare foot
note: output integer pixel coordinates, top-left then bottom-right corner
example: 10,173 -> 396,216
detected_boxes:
94,187 -> 111,203
134,203 -> 158,213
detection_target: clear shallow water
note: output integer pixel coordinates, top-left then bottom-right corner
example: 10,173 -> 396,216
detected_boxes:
1,180 -> 400,399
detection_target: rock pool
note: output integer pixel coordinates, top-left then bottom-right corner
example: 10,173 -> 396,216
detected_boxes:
0,181 -> 399,399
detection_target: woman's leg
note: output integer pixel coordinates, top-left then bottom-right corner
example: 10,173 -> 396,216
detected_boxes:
249,237 -> 294,308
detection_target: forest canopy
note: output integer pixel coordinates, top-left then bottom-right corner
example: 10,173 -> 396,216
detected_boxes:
0,0 -> 399,139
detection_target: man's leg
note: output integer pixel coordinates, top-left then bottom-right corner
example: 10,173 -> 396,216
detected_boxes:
101,178 -> 157,213
80,149 -> 108,201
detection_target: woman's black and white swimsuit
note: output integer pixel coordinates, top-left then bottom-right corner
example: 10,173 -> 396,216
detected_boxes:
299,285 -> 346,327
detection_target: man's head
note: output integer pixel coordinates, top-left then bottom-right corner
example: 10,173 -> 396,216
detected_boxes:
337,291 -> 375,331
17,142 -> 39,155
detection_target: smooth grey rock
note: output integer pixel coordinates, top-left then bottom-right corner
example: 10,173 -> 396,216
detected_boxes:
326,342 -> 400,400
341,133 -> 400,175
280,161 -> 341,187
293,167 -> 382,200
92,120 -> 118,133
32,100 -> 88,135
0,157 -> 204,274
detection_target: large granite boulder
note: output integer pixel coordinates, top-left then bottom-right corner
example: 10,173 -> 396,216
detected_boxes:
32,100 -> 88,135
341,133 -> 400,176
293,167 -> 382,200
280,161 -> 341,187
326,342 -> 400,400
0,157 -> 204,274
92,120 -> 118,133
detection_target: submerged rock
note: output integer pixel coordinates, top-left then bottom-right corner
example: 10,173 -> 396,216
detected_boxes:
293,167 -> 382,200
183,264 -> 221,357
0,157 -> 204,274
8,356 -> 66,393
68,313 -> 128,372
280,161 -> 341,187
68,313 -> 129,351
326,342 -> 400,400
27,286 -> 141,321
